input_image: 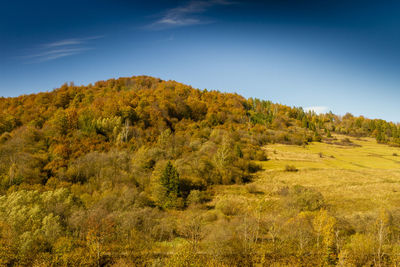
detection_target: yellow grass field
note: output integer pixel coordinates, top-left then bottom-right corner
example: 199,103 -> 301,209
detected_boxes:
214,135 -> 400,222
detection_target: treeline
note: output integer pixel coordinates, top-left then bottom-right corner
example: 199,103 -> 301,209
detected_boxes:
246,98 -> 400,146
0,75 -> 398,265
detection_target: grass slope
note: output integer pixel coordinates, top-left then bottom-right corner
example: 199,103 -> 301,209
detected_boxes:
262,135 -> 400,171
214,135 -> 400,224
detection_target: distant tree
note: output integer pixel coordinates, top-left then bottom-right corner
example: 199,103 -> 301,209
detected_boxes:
159,161 -> 181,208
52,109 -> 69,135
313,210 -> 337,265
302,117 -> 308,129
54,89 -> 70,109
235,144 -> 243,158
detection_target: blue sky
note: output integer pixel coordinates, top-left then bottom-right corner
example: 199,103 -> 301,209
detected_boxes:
1,0 -> 400,122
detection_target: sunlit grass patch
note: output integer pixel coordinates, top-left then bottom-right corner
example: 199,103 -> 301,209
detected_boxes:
260,135 -> 400,171
238,136 -> 400,217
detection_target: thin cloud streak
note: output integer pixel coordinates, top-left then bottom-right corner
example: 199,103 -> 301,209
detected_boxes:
147,0 -> 235,30
22,36 -> 103,63
44,36 -> 104,48
28,48 -> 93,63
45,39 -> 83,48
24,47 -> 92,59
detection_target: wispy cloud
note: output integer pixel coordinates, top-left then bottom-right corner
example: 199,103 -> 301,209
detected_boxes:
147,0 -> 235,30
22,36 -> 103,63
44,36 -> 103,48
304,106 -> 330,114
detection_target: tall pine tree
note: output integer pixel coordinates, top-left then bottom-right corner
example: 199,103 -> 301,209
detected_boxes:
160,161 -> 180,204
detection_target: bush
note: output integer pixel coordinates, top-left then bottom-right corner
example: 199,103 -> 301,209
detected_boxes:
285,165 -> 298,172
245,183 -> 262,194
247,161 -> 262,173
203,211 -> 218,222
313,133 -> 322,142
284,185 -> 325,211
216,198 -> 244,216
339,233 -> 375,266
234,159 -> 262,178
187,190 -> 212,206
255,150 -> 268,161
0,132 -> 11,144
342,137 -> 352,143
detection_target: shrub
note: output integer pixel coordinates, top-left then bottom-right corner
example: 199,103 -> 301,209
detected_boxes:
203,211 -> 218,222
234,159 -> 262,181
284,185 -> 325,211
313,132 -> 322,142
285,165 -> 298,172
255,150 -> 268,161
187,190 -> 212,206
0,132 -> 11,144
339,233 -> 375,267
245,183 -> 262,194
216,198 -> 244,216
247,161 -> 262,173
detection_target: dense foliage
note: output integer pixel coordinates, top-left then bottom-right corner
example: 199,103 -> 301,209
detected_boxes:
0,75 -> 399,266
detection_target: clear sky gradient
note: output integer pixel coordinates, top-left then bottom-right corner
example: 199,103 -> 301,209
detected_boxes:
1,0 -> 400,122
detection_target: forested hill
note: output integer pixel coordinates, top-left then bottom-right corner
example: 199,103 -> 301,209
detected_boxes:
0,76 -> 400,188
0,75 -> 398,188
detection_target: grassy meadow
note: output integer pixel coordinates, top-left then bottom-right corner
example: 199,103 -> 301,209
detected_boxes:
212,135 -> 400,234
259,136 -> 400,214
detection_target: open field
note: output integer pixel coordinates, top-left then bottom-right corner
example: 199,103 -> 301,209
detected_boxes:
214,135 -> 400,221
263,135 -> 400,170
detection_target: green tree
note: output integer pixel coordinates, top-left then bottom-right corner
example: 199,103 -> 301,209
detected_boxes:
160,161 -> 180,197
